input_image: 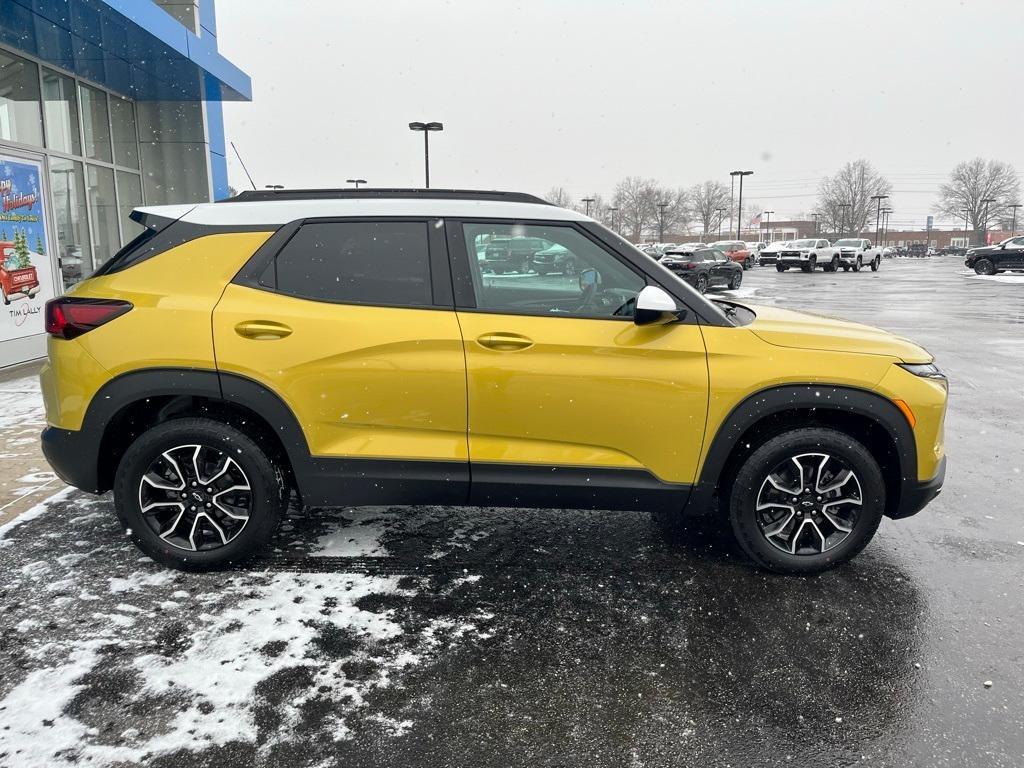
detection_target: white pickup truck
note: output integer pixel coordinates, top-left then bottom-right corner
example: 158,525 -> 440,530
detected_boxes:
832,238 -> 883,272
775,238 -> 842,272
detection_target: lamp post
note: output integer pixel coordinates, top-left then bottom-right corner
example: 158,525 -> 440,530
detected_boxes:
346,178 -> 367,189
408,121 -> 443,188
763,210 -> 773,243
657,202 -> 670,242
870,194 -> 888,246
607,206 -> 619,233
980,197 -> 997,245
880,208 -> 892,247
811,212 -> 819,236
837,203 -> 851,237
963,208 -> 971,248
716,207 -> 726,238
1009,203 -> 1021,236
265,184 -> 284,190
730,170 -> 753,239
581,197 -> 595,217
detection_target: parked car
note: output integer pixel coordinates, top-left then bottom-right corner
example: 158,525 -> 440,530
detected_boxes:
756,240 -> 793,266
907,244 -> 930,258
660,247 -> 743,293
964,235 -> 1024,275
832,238 -> 883,272
483,236 -> 547,273
936,245 -> 967,257
776,238 -> 842,272
531,243 -> 578,275
710,240 -> 754,270
0,240 -> 41,305
882,246 -> 898,258
40,188 -> 947,575
745,242 -> 766,259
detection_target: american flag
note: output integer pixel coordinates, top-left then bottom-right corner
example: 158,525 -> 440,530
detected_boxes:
749,212 -> 762,227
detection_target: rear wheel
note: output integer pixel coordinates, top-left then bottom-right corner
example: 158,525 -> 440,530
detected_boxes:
728,427 -> 885,574
696,273 -> 709,293
113,418 -> 286,571
871,257 -> 880,272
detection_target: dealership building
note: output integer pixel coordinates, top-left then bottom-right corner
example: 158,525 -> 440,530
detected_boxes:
0,0 -> 250,367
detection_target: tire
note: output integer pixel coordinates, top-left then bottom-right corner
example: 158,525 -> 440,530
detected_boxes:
801,256 -> 817,273
972,258 -> 996,275
493,266 -> 505,275
113,417 -> 287,571
823,255 -> 839,272
696,273 -> 709,293
776,264 -> 786,272
841,265 -> 849,272
728,427 -> 885,574
853,257 -> 862,272
728,271 -> 742,290
871,257 -> 880,272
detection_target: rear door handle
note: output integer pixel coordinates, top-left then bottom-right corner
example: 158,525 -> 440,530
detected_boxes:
476,332 -> 533,351
234,320 -> 293,340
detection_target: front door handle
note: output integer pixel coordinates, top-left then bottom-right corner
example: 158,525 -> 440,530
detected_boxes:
476,332 -> 533,351
234,320 -> 293,340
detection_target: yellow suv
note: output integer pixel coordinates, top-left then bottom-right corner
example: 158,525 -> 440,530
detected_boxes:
39,189 -> 947,573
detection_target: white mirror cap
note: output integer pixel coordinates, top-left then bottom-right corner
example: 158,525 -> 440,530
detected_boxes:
636,285 -> 678,312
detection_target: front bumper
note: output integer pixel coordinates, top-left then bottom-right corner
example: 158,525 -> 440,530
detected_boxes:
41,426 -> 102,493
890,456 -> 946,519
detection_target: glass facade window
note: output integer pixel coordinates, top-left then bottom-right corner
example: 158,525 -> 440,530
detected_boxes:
0,50 -> 43,147
42,68 -> 82,155
116,171 -> 144,243
85,164 -> 119,270
79,84 -> 112,162
49,159 -> 92,288
110,95 -> 139,169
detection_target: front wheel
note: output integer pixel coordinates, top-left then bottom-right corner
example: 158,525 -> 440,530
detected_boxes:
728,427 -> 885,574
801,256 -> 817,273
113,418 -> 287,571
728,271 -> 742,290
853,257 -> 862,272
776,264 -> 787,272
695,273 -> 709,293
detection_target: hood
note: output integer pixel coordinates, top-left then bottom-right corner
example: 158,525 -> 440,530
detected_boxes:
742,304 -> 932,362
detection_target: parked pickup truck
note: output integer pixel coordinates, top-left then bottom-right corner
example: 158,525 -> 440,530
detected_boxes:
775,238 -> 841,272
832,238 -> 883,272
0,241 -> 41,305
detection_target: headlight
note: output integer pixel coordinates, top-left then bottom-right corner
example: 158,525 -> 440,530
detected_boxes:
899,362 -> 947,388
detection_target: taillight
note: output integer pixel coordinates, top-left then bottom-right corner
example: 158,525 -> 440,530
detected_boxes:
45,298 -> 132,340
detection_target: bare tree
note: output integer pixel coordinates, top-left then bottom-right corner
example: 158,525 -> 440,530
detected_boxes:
815,160 -> 893,237
936,158 -> 1021,245
651,187 -> 688,241
544,186 -> 574,209
611,177 -> 658,242
688,180 -> 731,237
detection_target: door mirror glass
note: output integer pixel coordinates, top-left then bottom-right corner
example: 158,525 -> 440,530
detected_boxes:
634,285 -> 683,326
578,267 -> 601,292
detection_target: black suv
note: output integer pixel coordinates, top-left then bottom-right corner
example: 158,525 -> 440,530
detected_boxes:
482,236 -> 547,273
965,236 -> 1024,274
660,248 -> 743,293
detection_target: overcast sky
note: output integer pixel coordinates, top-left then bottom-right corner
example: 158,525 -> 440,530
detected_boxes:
216,0 -> 1023,227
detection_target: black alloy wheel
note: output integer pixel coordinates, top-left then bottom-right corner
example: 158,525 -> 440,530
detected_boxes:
696,273 -> 709,293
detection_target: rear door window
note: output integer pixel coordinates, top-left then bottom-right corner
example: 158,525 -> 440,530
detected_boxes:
270,221 -> 432,306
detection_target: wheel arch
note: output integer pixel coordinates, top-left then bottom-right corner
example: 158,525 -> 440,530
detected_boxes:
81,369 -> 309,500
687,385 -> 916,519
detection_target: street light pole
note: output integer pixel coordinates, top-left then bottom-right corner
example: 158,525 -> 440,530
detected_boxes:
870,194 -> 888,246
657,202 -> 669,242
811,212 -> 819,236
1009,204 -> 1021,236
716,207 -> 726,238
730,170 -> 753,239
963,208 -> 971,247
408,121 -> 443,188
607,206 -> 619,233
581,197 -> 595,217
763,210 -> 773,243
880,208 -> 892,247
980,197 -> 997,245
346,179 -> 367,189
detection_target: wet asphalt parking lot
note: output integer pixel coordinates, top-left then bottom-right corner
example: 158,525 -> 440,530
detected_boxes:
0,257 -> 1022,767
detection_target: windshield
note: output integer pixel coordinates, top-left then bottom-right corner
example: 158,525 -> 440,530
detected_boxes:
834,239 -> 863,247
792,239 -> 818,248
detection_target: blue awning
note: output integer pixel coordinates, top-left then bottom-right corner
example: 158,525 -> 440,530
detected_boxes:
1,0 -> 251,101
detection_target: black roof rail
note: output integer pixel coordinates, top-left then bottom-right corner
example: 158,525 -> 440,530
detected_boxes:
221,188 -> 552,205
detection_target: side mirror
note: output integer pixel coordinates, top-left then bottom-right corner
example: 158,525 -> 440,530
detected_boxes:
634,285 -> 684,326
578,267 -> 601,292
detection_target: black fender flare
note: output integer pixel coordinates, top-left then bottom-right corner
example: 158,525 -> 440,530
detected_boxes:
684,384 -> 917,515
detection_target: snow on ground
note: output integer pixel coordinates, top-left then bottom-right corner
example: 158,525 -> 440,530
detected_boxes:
959,268 -> 1024,283
0,490 -> 495,766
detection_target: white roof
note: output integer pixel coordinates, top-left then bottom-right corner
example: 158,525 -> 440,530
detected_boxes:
135,198 -> 591,227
